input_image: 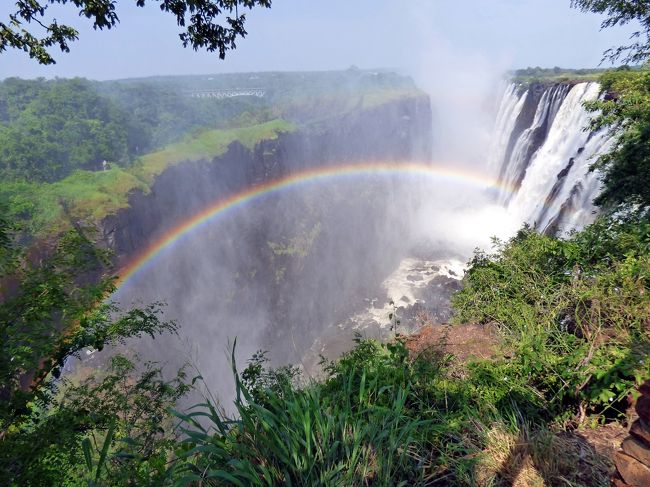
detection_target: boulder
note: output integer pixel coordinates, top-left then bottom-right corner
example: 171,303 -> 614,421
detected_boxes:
630,419 -> 650,447
612,381 -> 650,486
622,437 -> 650,467
637,395 -> 650,425
614,451 -> 650,487
638,382 -> 650,397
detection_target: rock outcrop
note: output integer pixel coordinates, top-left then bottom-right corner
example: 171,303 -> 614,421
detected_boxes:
613,381 -> 650,487
101,94 -> 432,261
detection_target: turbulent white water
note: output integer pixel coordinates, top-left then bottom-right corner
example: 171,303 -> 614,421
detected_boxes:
324,80 -> 616,346
500,84 -> 569,204
491,81 -> 613,234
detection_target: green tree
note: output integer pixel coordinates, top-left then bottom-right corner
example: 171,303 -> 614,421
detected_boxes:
584,68 -> 650,207
0,78 -> 130,182
0,213 -> 187,485
0,0 -> 272,65
568,2 -> 650,208
571,0 -> 650,64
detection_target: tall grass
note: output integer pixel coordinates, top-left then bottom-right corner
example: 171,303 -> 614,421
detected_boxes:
171,341 -> 440,486
166,324 -> 620,486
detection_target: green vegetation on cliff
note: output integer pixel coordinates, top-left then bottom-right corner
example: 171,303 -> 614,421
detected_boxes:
0,77 -> 274,183
0,119 -> 295,235
0,70 -> 422,236
133,118 -> 295,185
511,66 -> 609,84
454,215 -> 650,414
584,68 -> 650,207
0,70 -> 419,185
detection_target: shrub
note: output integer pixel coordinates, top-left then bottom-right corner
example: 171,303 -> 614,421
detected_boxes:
452,214 -> 650,419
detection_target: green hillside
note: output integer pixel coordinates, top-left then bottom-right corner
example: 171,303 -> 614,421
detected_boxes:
0,70 -> 421,236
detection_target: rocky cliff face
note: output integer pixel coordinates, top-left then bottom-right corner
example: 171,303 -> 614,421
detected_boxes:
100,94 -> 432,369
102,94 -> 431,261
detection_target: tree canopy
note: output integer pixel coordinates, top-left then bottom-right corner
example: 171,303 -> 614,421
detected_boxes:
584,68 -> 650,208
0,77 -> 273,183
0,0 -> 272,65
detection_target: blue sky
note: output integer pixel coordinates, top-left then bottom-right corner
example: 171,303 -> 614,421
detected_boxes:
0,0 -> 640,80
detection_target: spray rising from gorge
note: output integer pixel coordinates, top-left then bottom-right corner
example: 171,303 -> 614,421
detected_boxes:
100,74 -> 613,403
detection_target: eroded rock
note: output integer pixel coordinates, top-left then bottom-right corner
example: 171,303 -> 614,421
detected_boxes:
622,437 -> 650,468
615,452 -> 650,487
630,419 -> 650,447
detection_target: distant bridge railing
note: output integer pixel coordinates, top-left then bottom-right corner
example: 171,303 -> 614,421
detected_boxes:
184,88 -> 266,99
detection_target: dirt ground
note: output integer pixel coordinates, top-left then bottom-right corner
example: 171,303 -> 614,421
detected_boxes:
405,322 -> 500,361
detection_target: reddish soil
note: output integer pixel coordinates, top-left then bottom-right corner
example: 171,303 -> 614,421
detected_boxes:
579,422 -> 630,459
405,322 -> 500,362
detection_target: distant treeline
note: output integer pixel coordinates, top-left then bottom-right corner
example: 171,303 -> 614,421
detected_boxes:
514,66 -> 605,77
0,70 -> 417,184
511,65 -> 640,84
0,77 -> 270,183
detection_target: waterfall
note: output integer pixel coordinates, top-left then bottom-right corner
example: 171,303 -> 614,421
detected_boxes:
490,81 -> 613,234
488,83 -> 528,175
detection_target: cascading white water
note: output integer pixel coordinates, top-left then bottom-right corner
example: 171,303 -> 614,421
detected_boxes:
499,83 -> 570,205
488,83 -> 528,175
490,80 -> 614,234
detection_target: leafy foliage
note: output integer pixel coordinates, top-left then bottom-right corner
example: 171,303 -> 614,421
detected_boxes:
0,215 -> 186,485
0,77 -> 274,184
173,339 -> 455,486
583,68 -> 650,208
169,332 -> 620,486
453,214 -> 650,417
2,355 -> 190,486
0,78 -> 130,182
0,0 -> 272,65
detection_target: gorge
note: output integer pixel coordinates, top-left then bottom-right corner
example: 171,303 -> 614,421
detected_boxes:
87,73 -> 614,402
4,1 -> 650,482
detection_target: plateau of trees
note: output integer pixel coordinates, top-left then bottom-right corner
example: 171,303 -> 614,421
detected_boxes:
1,0 -> 272,65
0,77 -> 268,183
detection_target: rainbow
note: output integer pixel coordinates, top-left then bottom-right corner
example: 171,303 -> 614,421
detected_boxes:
114,161 -> 513,291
